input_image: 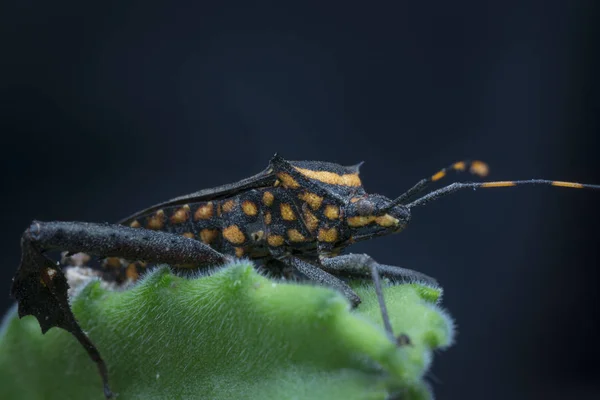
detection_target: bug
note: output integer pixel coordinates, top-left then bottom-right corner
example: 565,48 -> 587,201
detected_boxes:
10,154 -> 600,398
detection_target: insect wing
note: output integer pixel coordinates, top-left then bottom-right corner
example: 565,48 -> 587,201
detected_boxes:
119,165 -> 276,224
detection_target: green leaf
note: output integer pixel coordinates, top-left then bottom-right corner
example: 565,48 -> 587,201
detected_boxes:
0,262 -> 454,400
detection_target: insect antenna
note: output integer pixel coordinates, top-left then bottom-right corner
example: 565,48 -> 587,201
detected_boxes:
405,179 -> 600,209
393,160 -> 489,205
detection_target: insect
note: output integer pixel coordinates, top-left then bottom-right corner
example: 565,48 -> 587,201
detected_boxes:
10,154 -> 600,399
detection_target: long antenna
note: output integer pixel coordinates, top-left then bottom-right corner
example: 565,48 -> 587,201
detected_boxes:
407,180 -> 600,209
390,160 -> 489,207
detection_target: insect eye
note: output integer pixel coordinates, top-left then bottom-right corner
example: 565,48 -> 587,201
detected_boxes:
356,200 -> 375,216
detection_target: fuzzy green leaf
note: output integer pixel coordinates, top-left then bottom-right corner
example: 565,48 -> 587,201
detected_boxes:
0,262 -> 454,400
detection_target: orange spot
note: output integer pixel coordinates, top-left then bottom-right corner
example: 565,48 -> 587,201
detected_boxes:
470,161 -> 489,177
222,200 -> 236,213
263,191 -> 274,206
170,204 -> 190,224
324,205 -> 339,220
350,197 -> 362,203
182,232 -> 195,239
347,215 -> 376,227
267,234 -> 284,246
318,227 -> 338,243
480,181 -> 516,188
242,200 -> 258,216
223,225 -> 245,244
303,209 -> 319,232
200,229 -> 219,244
298,192 -> 323,210
431,170 -> 446,182
551,181 -> 584,188
147,209 -> 166,230
126,264 -> 139,281
280,203 -> 296,221
194,202 -> 213,220
129,220 -> 141,228
235,247 -> 245,257
293,167 -> 362,187
264,211 -> 272,225
287,229 -> 306,242
375,214 -> 398,227
277,172 -> 300,189
452,161 -> 466,171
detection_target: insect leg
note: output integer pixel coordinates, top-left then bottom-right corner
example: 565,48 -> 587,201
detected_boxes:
320,253 -> 438,286
322,253 -> 436,346
282,256 -> 362,307
369,261 -> 395,342
12,220 -> 230,399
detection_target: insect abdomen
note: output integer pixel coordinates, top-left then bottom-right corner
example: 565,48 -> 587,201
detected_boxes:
125,201 -> 224,250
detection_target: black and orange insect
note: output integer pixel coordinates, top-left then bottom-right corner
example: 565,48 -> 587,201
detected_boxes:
10,154 -> 600,398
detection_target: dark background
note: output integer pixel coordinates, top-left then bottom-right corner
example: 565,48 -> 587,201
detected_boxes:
1,1 -> 599,399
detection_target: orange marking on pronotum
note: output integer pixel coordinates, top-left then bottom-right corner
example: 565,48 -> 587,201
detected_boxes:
293,167 -> 362,187
277,173 -> 300,189
551,181 -> 584,189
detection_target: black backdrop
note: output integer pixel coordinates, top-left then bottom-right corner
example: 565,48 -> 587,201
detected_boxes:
1,1 -> 599,399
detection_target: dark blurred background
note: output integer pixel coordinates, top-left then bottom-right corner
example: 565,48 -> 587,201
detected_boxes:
1,1 -> 599,399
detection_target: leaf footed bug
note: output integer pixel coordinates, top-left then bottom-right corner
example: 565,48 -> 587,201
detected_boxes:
10,154 -> 600,398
